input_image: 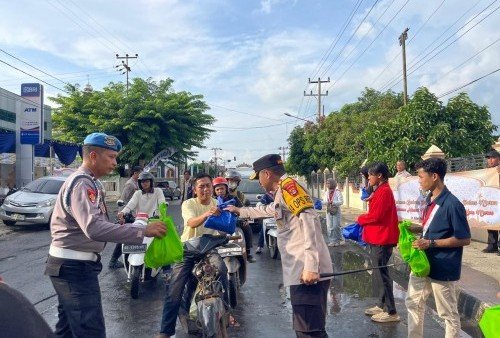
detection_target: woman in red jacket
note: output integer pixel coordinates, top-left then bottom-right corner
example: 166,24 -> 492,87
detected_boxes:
357,162 -> 400,323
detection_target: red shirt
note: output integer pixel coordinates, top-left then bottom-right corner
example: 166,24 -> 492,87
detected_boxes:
357,182 -> 399,245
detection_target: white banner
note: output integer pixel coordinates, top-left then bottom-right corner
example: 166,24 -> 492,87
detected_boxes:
143,147 -> 177,172
390,168 -> 500,229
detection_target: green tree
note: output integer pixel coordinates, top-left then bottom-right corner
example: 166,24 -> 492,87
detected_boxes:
51,78 -> 215,170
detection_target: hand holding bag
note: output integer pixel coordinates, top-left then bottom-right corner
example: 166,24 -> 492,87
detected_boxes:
204,196 -> 238,234
398,220 -> 430,277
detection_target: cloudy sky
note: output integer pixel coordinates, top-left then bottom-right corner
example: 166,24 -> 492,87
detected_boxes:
1,0 -> 498,166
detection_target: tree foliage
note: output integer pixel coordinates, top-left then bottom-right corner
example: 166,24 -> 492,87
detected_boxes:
286,87 -> 497,178
51,78 -> 215,169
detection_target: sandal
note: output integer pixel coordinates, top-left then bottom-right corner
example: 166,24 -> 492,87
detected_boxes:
229,315 -> 240,327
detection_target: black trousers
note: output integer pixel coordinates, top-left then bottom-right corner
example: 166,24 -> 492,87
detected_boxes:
369,245 -> 396,314
110,243 -> 122,261
290,280 -> 330,338
45,255 -> 105,338
239,221 -> 253,254
486,230 -> 498,249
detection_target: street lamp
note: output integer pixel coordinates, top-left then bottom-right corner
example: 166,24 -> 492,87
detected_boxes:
284,113 -> 313,123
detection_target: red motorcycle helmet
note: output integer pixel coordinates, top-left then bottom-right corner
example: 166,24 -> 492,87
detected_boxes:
212,176 -> 228,187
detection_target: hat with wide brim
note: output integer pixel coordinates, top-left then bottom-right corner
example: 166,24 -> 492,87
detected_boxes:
249,154 -> 284,180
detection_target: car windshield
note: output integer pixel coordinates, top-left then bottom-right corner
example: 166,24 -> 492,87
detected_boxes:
167,181 -> 178,189
22,179 -> 64,194
239,179 -> 265,194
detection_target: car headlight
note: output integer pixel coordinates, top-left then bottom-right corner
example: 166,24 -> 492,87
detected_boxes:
37,199 -> 56,208
2,198 -> 11,206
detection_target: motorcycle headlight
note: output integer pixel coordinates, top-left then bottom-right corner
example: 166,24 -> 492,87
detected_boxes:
37,199 -> 55,208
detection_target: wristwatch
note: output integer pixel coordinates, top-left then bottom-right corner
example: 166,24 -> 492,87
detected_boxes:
429,239 -> 436,248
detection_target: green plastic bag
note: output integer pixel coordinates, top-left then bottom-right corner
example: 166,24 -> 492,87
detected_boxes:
479,305 -> 500,338
144,202 -> 183,268
398,220 -> 430,277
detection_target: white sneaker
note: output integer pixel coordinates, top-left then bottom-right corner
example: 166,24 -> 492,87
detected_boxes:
364,305 -> 384,316
371,312 -> 400,323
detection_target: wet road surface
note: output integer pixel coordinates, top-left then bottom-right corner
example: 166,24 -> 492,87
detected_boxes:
0,200 -> 455,337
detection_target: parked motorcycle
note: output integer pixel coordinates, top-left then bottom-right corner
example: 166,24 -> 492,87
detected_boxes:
180,234 -> 241,338
121,212 -> 162,299
217,226 -> 247,309
263,217 -> 279,259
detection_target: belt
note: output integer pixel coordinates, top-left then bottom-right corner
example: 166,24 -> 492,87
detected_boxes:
49,245 -> 99,262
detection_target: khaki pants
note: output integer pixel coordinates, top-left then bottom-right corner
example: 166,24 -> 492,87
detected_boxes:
405,273 -> 461,338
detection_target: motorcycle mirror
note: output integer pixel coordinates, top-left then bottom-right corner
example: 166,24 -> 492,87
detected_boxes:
244,200 -> 251,207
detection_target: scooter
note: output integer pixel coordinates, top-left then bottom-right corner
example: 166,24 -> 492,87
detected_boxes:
217,226 -> 247,309
263,217 -> 279,259
121,212 -> 162,299
180,234 -> 241,338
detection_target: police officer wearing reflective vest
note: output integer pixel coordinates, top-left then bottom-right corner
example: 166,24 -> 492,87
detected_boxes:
45,132 -> 167,338
225,154 -> 333,338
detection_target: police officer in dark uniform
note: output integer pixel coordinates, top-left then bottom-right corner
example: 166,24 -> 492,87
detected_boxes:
44,132 -> 167,338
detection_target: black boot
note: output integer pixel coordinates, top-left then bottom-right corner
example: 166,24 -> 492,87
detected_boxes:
247,254 -> 256,263
108,259 -> 124,269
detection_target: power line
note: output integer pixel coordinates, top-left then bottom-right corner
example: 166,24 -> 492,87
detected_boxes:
370,0 -> 447,87
437,66 -> 500,98
326,0 -> 411,92
209,104 -> 283,122
0,58 -> 69,93
379,0 -> 498,91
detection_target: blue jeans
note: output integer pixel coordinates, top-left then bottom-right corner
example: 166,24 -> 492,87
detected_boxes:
159,252 -> 229,336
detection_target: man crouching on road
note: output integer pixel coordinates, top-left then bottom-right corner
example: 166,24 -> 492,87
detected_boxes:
225,154 -> 333,338
45,132 -> 167,338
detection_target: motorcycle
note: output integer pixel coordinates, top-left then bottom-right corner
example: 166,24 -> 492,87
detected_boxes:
180,234 -> 241,338
217,226 -> 247,309
120,212 -> 162,299
263,217 -> 279,259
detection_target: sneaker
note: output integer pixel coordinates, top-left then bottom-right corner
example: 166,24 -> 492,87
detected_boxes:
108,260 -> 124,269
371,312 -> 400,323
255,247 -> 263,254
364,305 -> 384,316
247,255 -> 256,263
482,247 -> 498,253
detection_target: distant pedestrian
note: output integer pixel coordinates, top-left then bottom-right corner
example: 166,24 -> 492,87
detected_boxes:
395,160 -> 412,178
225,154 -> 333,338
323,179 -> 344,246
181,170 -> 193,201
406,158 -> 471,338
358,162 -> 400,323
45,132 -> 166,338
482,149 -> 500,254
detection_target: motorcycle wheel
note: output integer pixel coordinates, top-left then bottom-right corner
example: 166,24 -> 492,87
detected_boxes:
130,265 -> 141,299
228,274 -> 238,309
268,236 -> 279,259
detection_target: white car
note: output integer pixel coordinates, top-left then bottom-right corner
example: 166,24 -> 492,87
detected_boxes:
0,176 -> 66,227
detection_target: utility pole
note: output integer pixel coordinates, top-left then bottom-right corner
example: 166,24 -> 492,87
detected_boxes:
115,53 -> 138,96
211,147 -> 222,176
278,146 -> 288,161
399,28 -> 409,105
304,77 -> 329,122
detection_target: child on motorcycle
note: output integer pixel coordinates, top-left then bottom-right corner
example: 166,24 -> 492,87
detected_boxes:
213,176 -> 256,262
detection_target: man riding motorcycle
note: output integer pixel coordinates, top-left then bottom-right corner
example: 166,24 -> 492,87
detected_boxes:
222,172 -> 256,263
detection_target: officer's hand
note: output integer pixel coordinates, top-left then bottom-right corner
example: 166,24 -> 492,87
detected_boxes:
412,238 -> 430,250
300,271 -> 320,285
144,221 -> 167,238
224,205 -> 240,215
117,212 -> 125,224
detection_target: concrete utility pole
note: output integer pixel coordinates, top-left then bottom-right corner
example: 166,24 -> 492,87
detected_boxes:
211,147 -> 222,176
304,77 -> 329,122
399,28 -> 409,105
115,53 -> 138,96
278,146 -> 288,161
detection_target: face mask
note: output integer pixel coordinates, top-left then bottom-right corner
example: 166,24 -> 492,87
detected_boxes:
228,182 -> 238,190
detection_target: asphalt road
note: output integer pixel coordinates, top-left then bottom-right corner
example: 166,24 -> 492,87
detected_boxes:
0,200 -> 451,338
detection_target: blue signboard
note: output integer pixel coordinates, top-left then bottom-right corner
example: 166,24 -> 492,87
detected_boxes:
20,83 -> 43,144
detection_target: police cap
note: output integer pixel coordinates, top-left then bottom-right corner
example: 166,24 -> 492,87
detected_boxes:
83,132 -> 122,152
249,154 -> 284,180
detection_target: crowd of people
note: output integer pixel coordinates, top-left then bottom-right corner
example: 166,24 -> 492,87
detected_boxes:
3,130 -> 497,338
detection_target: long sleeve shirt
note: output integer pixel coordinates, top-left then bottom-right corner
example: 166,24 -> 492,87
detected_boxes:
121,188 -> 166,217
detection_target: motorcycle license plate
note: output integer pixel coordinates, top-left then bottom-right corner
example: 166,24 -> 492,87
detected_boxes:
218,247 -> 242,255
11,214 -> 25,221
122,244 -> 147,253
